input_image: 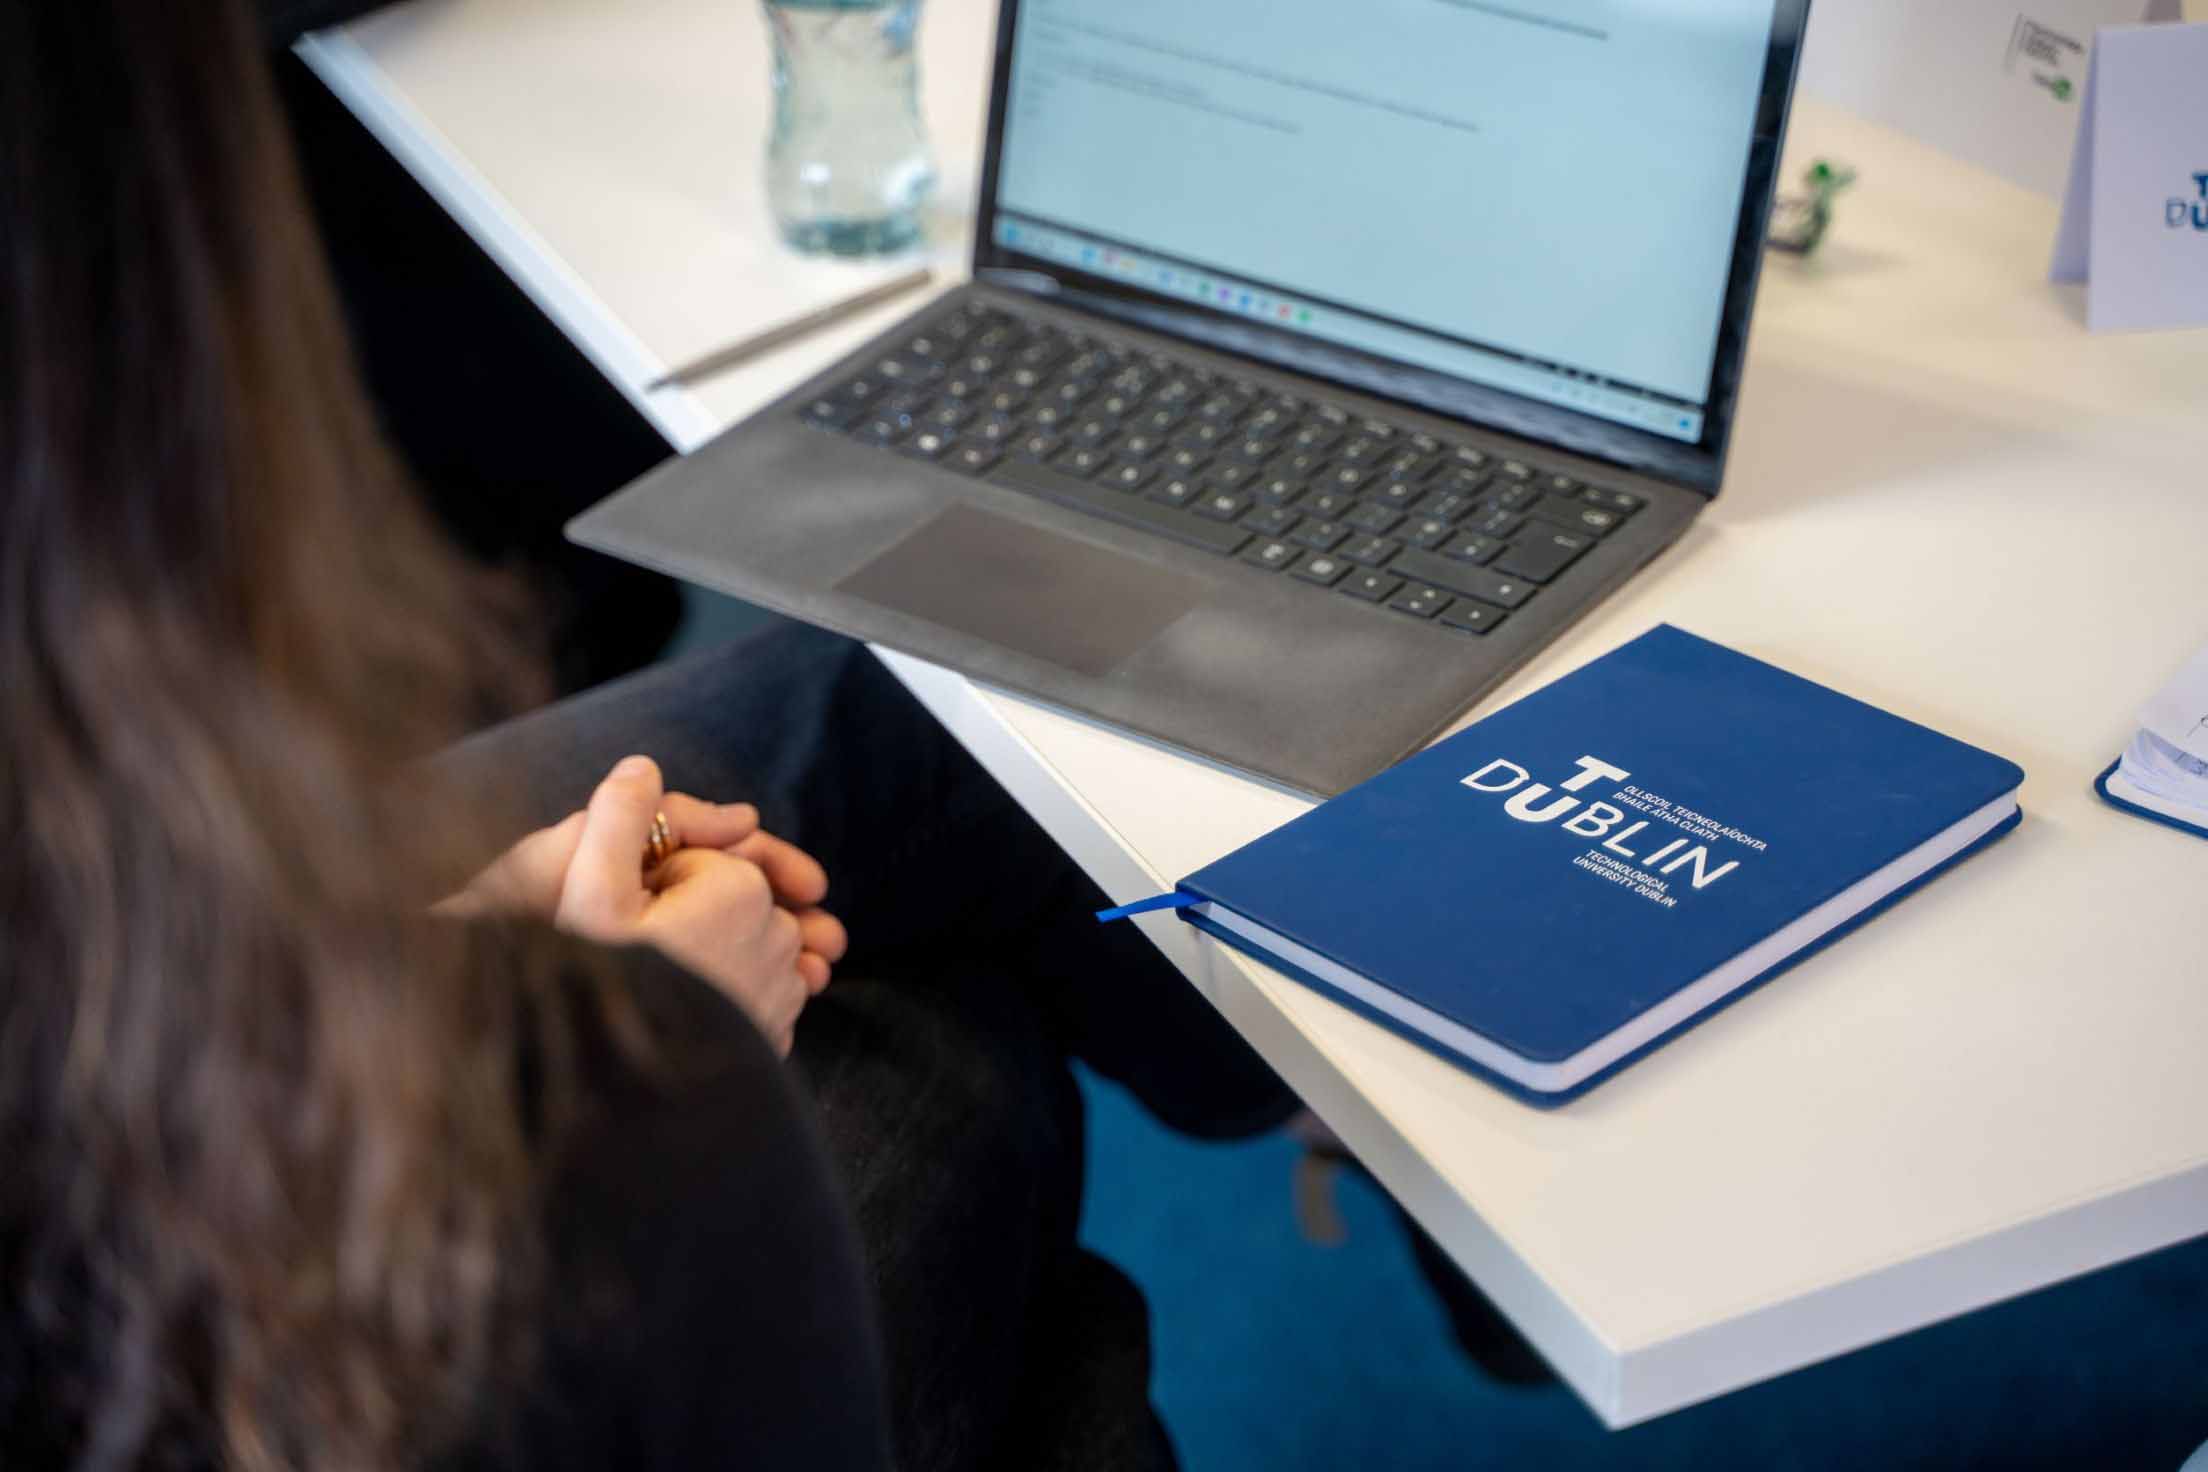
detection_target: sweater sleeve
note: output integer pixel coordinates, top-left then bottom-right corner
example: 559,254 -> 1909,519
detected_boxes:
466,933 -> 896,1472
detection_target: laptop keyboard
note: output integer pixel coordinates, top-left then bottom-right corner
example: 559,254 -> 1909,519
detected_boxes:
793,300 -> 1644,637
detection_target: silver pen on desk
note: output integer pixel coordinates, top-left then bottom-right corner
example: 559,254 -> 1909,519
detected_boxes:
647,266 -> 936,391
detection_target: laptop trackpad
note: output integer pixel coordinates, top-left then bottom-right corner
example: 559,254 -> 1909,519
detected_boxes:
835,504 -> 1202,677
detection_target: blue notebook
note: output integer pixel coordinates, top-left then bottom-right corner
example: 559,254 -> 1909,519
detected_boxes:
1114,626 -> 2025,1106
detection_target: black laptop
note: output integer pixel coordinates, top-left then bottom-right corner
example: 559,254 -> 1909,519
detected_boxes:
571,0 -> 1811,795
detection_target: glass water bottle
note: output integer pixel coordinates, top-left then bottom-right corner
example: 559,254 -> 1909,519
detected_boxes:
762,0 -> 936,256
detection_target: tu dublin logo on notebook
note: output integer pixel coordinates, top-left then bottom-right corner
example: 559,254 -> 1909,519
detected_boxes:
1459,753 -> 1755,909
2170,173 -> 2208,233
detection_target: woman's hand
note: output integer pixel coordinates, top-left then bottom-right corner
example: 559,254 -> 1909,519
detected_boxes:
439,756 -> 848,1052
438,787 -> 760,925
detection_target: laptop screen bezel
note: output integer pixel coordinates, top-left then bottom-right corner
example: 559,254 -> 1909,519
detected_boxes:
965,0 -> 1810,498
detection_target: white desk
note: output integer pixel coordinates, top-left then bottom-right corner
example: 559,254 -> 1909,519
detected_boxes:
301,0 -> 2208,1429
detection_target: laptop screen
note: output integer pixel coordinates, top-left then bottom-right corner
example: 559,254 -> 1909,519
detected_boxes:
985,0 -> 1788,452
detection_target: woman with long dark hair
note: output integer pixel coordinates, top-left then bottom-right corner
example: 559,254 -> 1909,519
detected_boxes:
0,2 -> 1292,1468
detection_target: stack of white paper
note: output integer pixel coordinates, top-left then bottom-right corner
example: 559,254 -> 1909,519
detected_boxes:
2107,645 -> 2208,826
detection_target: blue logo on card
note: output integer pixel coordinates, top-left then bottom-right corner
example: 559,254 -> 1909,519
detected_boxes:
2169,172 -> 2208,232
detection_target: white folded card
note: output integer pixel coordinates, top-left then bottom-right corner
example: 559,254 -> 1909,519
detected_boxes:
1796,0 -> 2157,199
2050,20 -> 2208,331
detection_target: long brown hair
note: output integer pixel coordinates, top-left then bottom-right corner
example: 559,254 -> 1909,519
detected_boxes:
2,1 -> 565,1467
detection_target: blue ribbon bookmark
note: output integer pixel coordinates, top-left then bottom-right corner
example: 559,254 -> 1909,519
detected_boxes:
1094,890 -> 1199,923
